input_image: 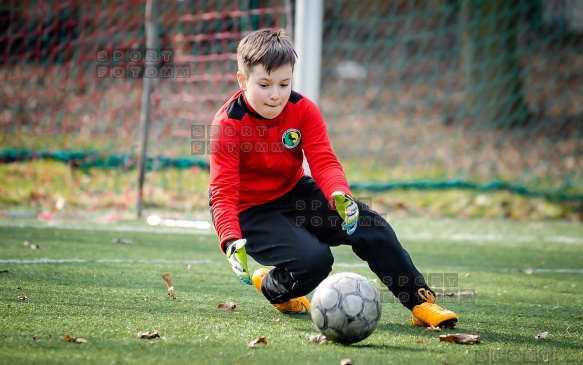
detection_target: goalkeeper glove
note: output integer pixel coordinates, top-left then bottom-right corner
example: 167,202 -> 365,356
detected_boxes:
225,238 -> 252,285
332,191 -> 359,235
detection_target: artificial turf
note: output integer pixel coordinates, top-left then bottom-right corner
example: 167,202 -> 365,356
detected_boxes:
0,217 -> 581,364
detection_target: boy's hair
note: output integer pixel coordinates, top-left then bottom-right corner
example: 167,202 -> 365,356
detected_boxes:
237,28 -> 297,77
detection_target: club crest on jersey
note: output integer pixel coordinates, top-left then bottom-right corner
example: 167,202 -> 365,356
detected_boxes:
282,128 -> 301,149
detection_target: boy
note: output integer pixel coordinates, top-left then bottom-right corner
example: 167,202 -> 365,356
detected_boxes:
209,28 -> 458,328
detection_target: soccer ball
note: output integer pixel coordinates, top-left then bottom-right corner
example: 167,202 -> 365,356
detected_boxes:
311,272 -> 382,344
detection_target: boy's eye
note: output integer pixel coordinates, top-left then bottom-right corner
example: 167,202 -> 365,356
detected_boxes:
259,84 -> 268,88
280,83 -> 289,87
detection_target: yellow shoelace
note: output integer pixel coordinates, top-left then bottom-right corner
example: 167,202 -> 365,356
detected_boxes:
417,288 -> 447,311
418,288 -> 435,303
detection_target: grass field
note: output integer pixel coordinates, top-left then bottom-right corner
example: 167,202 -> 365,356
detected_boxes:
0,216 -> 582,364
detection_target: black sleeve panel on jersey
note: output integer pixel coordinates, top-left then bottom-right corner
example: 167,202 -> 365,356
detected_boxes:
226,94 -> 248,121
227,91 -> 303,121
289,90 -> 303,104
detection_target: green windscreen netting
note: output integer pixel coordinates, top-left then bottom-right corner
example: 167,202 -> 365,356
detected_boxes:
1,0 -> 581,210
319,0 -> 582,201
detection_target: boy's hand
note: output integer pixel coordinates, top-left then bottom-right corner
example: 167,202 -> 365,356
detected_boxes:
332,191 -> 359,235
225,238 -> 252,285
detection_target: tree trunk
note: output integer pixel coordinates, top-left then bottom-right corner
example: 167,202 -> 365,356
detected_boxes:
461,0 -> 530,127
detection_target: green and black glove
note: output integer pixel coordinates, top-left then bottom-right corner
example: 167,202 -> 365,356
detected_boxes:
224,238 -> 252,285
332,191 -> 359,235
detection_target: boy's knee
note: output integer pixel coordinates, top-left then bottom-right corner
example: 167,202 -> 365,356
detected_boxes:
299,250 -> 333,282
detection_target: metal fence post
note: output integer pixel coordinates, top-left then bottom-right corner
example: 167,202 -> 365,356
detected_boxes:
294,0 -> 323,176
136,0 -> 157,218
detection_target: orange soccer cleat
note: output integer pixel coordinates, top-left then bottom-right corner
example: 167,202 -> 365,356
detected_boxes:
252,268 -> 310,314
411,288 -> 458,328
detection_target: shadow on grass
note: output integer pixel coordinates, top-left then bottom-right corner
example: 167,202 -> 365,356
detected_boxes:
277,317 -> 438,351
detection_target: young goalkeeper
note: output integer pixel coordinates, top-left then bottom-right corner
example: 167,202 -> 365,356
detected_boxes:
209,28 -> 458,328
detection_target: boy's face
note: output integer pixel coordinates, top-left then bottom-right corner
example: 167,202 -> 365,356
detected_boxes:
237,63 -> 293,119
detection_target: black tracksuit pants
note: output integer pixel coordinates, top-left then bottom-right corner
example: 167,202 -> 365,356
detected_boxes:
239,176 -> 433,310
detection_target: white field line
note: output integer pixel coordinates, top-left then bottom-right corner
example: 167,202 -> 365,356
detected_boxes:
0,258 -> 214,264
1,258 -> 581,274
0,220 -> 214,235
1,220 -> 581,273
0,220 -> 581,244
334,262 -> 583,274
399,233 -> 583,245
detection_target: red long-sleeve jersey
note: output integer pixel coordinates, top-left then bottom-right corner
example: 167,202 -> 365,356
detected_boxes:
209,90 -> 351,250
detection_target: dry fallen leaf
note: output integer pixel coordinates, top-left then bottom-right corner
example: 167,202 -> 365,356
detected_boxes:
187,264 -> 193,272
439,333 -> 480,344
436,290 -> 476,297
18,295 -> 28,301
217,301 -> 237,311
459,290 -> 476,296
309,334 -> 328,344
137,331 -> 160,339
425,325 -> 442,332
340,359 -> 353,365
0,269 -> 9,274
61,334 -> 87,343
246,336 -> 268,348
61,334 -> 75,342
24,240 -> 39,249
162,272 -> 176,301
535,331 -> 549,340
112,238 -> 133,245
416,339 -> 425,343
518,268 -> 534,275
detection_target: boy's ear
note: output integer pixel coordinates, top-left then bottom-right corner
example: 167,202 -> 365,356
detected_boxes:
236,71 -> 246,91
